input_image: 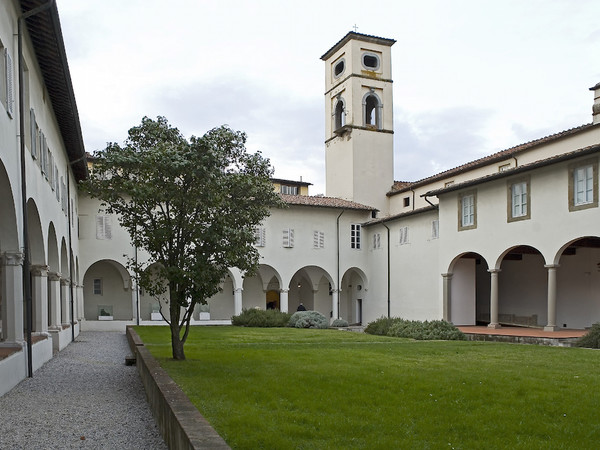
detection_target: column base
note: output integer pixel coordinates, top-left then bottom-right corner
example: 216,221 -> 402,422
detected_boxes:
544,325 -> 558,332
487,323 -> 502,329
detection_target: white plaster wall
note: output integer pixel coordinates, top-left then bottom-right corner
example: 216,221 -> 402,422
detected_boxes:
450,258 -> 476,325
83,261 -> 133,321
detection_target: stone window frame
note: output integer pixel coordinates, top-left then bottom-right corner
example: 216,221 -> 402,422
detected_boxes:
507,175 -> 531,223
568,158 -> 598,212
458,190 -> 477,231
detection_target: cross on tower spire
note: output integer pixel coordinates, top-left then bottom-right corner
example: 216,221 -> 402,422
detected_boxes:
352,24 -> 358,32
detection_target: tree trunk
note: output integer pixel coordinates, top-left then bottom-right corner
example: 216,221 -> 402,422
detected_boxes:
170,321 -> 186,360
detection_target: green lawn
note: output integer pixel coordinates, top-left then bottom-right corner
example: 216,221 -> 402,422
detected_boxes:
135,326 -> 600,449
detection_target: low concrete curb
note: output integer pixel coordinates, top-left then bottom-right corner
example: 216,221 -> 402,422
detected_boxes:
127,326 -> 230,449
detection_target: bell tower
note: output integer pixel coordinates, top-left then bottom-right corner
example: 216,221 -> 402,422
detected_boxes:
321,32 -> 395,214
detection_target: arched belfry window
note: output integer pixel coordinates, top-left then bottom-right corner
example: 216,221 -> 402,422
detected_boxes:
363,91 -> 382,129
334,97 -> 346,130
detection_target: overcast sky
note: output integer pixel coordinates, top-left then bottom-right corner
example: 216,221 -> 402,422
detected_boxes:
58,0 -> 600,195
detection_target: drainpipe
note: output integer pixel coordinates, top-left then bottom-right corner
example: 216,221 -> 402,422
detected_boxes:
410,188 -> 416,211
381,222 -> 391,318
336,210 -> 345,320
423,193 -> 438,209
18,0 -> 56,378
135,244 -> 140,325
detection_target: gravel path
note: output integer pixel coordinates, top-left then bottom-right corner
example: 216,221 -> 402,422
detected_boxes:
0,331 -> 166,449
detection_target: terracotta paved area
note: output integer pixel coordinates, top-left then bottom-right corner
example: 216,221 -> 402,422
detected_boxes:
458,326 -> 586,338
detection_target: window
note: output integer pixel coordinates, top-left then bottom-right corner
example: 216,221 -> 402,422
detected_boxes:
372,233 -> 381,249
30,109 -> 38,159
569,160 -> 598,212
93,278 -> 102,295
363,92 -> 381,129
1,46 -> 14,117
351,224 -> 361,249
254,227 -> 266,247
333,59 -> 345,78
431,220 -> 439,239
362,52 -> 380,71
399,226 -> 409,245
283,228 -> 294,248
508,177 -> 530,222
95,215 -> 112,240
403,196 -> 410,207
280,185 -> 298,195
458,191 -> 477,230
313,231 -> 324,249
334,97 -> 345,130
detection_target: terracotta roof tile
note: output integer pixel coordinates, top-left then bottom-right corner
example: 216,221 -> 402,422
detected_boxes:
280,194 -> 376,211
388,122 -> 598,196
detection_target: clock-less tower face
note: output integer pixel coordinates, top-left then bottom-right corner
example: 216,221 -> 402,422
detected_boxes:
321,32 -> 395,215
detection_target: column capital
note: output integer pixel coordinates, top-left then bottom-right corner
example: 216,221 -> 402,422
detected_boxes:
234,287 -> 243,293
30,264 -> 49,276
2,251 -> 23,266
279,289 -> 289,294
544,264 -> 560,270
441,273 -> 453,278
60,278 -> 71,286
48,271 -> 61,281
487,268 -> 502,274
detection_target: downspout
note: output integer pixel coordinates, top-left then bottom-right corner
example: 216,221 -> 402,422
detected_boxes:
381,222 -> 391,318
66,166 -> 75,342
336,210 -> 345,320
18,0 -> 56,378
423,193 -> 437,209
410,188 -> 416,211
135,244 -> 140,325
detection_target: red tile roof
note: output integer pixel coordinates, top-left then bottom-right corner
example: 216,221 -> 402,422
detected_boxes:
280,194 -> 376,211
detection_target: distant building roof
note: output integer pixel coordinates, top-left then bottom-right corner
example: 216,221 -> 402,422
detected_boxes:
271,178 -> 312,187
20,0 -> 87,181
280,194 -> 376,211
389,122 -> 599,196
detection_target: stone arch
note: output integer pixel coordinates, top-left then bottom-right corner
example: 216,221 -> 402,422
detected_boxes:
0,160 -> 19,251
334,96 -> 346,130
340,267 -> 369,325
26,199 -> 45,265
288,266 -> 334,316
362,90 -> 382,129
60,238 -> 69,278
83,259 -> 133,321
47,223 -> 59,273
241,264 -> 283,311
445,252 -> 490,326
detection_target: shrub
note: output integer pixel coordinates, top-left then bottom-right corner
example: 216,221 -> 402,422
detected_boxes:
364,316 -> 397,336
575,323 -> 600,348
231,308 -> 291,328
387,318 -> 466,341
331,318 -> 349,328
288,311 -> 329,329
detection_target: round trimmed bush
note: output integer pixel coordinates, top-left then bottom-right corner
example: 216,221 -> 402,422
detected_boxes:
331,318 -> 349,327
576,323 -> 600,348
288,311 -> 329,329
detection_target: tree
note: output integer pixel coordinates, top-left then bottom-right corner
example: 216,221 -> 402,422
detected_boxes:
81,116 -> 284,359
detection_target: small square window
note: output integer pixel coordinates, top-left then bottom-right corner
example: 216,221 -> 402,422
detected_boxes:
403,197 -> 410,207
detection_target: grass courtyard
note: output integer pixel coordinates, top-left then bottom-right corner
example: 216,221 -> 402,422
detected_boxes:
135,326 -> 600,449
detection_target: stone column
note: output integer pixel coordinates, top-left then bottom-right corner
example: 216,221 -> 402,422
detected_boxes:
48,272 -> 61,329
279,289 -> 288,313
31,265 -> 49,333
441,273 -> 453,322
488,269 -> 501,329
77,285 -> 84,321
331,289 -> 339,321
60,278 -> 71,326
544,264 -> 559,331
233,288 -> 243,316
1,251 -> 24,342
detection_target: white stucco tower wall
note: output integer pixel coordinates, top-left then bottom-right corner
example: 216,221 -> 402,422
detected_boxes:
321,32 -> 395,214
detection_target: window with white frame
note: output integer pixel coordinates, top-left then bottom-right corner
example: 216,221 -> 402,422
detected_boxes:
254,227 -> 266,247
313,231 -> 324,249
569,160 -> 598,212
283,228 -> 294,248
95,215 -> 112,240
508,177 -> 530,222
351,224 -> 361,249
372,232 -> 381,249
458,191 -> 477,230
93,278 -> 102,295
431,220 -> 439,239
399,226 -> 409,245
280,185 -> 298,195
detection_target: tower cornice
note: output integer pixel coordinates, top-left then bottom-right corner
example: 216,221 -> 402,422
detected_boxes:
321,31 -> 396,61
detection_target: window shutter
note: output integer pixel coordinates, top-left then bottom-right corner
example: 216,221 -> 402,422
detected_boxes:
5,49 -> 14,117
254,227 -> 266,247
283,228 -> 294,248
96,215 -> 112,240
30,109 -> 37,158
41,134 -> 48,176
313,231 -> 324,249
55,166 -> 60,200
399,226 -> 409,245
432,220 -> 439,239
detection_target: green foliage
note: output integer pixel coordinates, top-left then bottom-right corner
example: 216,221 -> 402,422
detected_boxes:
364,316 -> 396,335
231,308 -> 291,328
330,318 -> 349,327
288,310 -> 329,329
365,317 -> 465,340
575,322 -> 600,348
80,116 -> 285,359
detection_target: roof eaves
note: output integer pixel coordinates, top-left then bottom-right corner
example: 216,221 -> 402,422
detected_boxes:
363,205 -> 438,227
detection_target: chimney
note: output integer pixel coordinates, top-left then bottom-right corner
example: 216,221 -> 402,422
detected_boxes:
590,82 -> 600,124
